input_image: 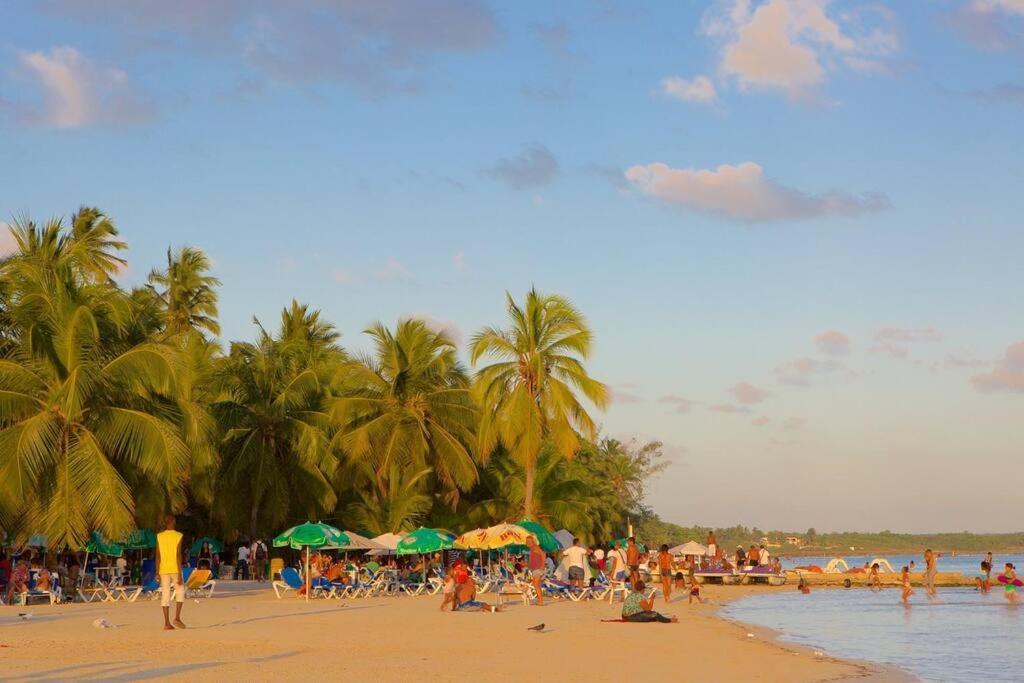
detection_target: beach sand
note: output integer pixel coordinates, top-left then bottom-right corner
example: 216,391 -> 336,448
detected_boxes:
0,583 -> 910,681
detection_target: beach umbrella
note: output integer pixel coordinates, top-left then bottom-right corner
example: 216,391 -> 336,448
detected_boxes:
455,523 -> 535,550
323,530 -> 385,551
366,532 -> 405,556
553,529 -> 575,549
119,529 -> 157,550
669,541 -> 707,557
396,527 -> 454,555
274,522 -> 350,601
190,536 -> 224,555
517,520 -> 561,553
85,531 -> 124,557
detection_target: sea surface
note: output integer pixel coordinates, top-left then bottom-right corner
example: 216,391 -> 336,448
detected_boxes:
723,553 -> 1024,683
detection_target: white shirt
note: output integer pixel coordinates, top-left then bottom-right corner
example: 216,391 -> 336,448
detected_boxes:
563,546 -> 589,570
237,546 -> 250,562
594,549 -> 605,561
609,549 -> 626,575
116,557 -> 127,574
759,549 -> 770,566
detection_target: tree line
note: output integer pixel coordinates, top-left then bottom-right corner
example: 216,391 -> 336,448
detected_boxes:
0,208 -> 665,549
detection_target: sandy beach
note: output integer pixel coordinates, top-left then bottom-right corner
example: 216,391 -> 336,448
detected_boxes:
1,583 -> 910,682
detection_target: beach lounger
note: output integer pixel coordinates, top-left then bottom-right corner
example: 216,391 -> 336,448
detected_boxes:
183,568 -> 216,598
272,567 -> 304,598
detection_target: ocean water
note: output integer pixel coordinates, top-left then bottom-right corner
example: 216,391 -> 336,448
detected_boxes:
723,556 -> 1024,683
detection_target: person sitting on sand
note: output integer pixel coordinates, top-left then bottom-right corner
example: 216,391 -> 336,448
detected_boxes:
621,580 -> 677,623
454,574 -> 501,612
440,573 -> 457,611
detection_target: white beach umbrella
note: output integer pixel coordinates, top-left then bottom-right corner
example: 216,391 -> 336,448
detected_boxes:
366,532 -> 405,556
669,541 -> 708,557
553,529 -> 575,549
322,531 -> 385,551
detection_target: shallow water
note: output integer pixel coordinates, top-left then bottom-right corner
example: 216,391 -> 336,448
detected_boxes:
777,552 -> 1024,576
723,581 -> 1024,682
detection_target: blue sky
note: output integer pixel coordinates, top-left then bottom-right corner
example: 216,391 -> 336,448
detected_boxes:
2,1 -> 1023,532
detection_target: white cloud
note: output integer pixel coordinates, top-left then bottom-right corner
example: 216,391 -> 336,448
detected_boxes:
874,327 -> 943,343
610,387 -> 644,404
814,329 -> 851,356
971,341 -> 1024,393
0,222 -> 17,257
624,161 -> 889,222
331,270 -> 354,284
14,46 -> 154,128
660,75 -> 719,104
702,0 -> 899,100
775,356 -> 841,386
483,145 -> 559,190
951,0 -> 1024,52
751,416 -> 771,427
453,250 -> 465,272
730,381 -> 770,404
374,259 -> 412,282
708,403 -> 752,415
658,394 -> 696,414
413,313 -> 463,345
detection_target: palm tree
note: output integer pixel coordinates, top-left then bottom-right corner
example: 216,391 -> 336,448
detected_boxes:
470,288 -> 608,519
66,207 -> 127,283
331,319 -> 478,508
147,246 -> 221,338
0,288 -> 187,548
210,306 -> 341,536
345,463 -> 433,535
468,445 -> 604,540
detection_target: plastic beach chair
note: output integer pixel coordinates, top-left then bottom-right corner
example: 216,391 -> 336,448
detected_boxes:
183,568 -> 216,598
272,567 -> 304,598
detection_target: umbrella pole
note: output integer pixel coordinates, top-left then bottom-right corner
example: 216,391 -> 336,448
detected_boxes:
305,546 -> 310,602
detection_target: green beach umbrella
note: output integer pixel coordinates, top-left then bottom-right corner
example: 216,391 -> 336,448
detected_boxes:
85,531 -> 124,557
273,521 -> 348,550
190,536 -> 224,555
396,527 -> 454,555
517,520 -> 561,553
119,529 -> 156,550
273,521 -> 349,601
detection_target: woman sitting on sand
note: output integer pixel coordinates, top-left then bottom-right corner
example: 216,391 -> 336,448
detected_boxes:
621,581 -> 677,623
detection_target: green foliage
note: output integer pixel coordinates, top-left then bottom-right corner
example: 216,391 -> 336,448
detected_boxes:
0,209 -> 660,546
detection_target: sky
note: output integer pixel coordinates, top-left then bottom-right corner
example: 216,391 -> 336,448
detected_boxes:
1,0 -> 1022,533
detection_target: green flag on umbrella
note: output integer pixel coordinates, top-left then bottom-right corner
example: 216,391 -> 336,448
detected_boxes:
190,536 -> 224,555
517,519 -> 561,553
273,521 -> 349,550
396,527 -> 454,555
119,529 -> 156,549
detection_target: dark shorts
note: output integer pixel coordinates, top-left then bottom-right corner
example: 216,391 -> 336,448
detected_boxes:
629,564 -> 639,572
568,567 -> 584,580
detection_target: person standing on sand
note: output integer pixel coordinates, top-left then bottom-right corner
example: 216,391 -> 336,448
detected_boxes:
251,539 -> 268,582
626,537 -> 641,586
562,538 -> 590,589
658,544 -> 673,604
156,515 -> 186,630
706,531 -> 718,561
923,549 -> 938,598
526,536 -> 546,606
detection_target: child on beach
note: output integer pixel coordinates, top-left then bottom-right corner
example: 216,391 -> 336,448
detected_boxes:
901,566 -> 913,605
1002,563 -> 1019,605
976,561 -> 991,593
688,575 -> 701,604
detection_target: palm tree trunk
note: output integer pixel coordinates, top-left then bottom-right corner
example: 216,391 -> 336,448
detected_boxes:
523,459 -> 535,519
249,498 -> 260,538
